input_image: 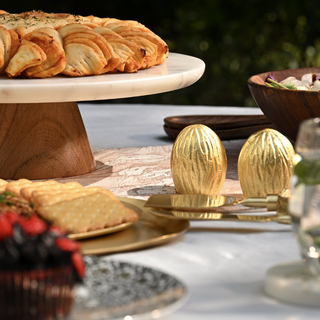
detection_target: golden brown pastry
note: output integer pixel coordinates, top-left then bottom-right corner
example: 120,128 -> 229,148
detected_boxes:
125,36 -> 158,69
8,30 -> 20,59
6,39 -> 47,77
0,26 -> 11,74
94,27 -> 145,72
101,19 -> 168,65
23,28 -> 66,78
59,23 -> 116,76
0,10 -> 169,78
6,27 -> 66,78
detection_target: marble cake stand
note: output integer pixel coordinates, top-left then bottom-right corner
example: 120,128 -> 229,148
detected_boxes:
0,53 -> 205,180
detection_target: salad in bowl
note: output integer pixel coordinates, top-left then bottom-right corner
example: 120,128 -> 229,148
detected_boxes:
265,73 -> 320,91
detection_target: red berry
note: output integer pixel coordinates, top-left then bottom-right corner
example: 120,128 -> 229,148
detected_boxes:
71,251 -> 85,279
2,211 -> 21,224
55,237 -> 80,252
0,215 -> 13,241
19,215 -> 47,236
49,225 -> 65,236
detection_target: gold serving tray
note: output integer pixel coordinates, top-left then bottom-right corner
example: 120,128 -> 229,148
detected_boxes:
69,221 -> 135,240
78,197 -> 190,255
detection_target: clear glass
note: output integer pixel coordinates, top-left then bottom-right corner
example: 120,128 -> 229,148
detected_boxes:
289,118 -> 320,277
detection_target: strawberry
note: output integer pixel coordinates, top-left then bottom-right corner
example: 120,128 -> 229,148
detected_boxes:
49,225 -> 65,236
19,215 -> 47,236
0,215 -> 13,241
71,251 -> 85,279
2,210 -> 21,224
55,237 -> 80,252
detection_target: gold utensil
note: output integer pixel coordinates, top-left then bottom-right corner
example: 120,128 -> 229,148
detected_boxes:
148,208 -> 292,224
145,194 -> 241,212
240,194 -> 288,215
144,193 -> 289,215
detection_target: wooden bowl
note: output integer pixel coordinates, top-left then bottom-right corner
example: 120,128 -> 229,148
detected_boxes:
248,67 -> 320,142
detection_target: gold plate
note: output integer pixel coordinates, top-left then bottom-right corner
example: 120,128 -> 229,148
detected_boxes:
78,197 -> 190,255
69,222 -> 133,241
68,199 -> 143,240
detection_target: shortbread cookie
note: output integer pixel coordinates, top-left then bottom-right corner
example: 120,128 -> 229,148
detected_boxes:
32,187 -> 118,207
21,181 -> 82,202
5,179 -> 58,197
36,193 -> 139,234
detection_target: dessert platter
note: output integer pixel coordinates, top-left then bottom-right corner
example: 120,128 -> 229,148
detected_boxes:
0,175 -> 190,254
0,10 -> 205,180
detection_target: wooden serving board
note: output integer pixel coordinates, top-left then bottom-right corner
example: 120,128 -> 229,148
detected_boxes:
163,116 -> 274,140
164,114 -> 272,131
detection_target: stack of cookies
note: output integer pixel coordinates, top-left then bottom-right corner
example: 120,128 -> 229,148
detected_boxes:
0,178 -> 139,234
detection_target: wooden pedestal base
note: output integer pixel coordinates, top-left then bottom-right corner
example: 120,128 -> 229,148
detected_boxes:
0,102 -> 96,180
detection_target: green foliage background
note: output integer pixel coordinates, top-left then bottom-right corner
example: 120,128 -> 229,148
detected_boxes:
4,1 -> 320,107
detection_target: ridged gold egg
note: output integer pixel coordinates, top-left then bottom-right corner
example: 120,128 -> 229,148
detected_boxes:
171,124 -> 227,195
238,128 -> 295,198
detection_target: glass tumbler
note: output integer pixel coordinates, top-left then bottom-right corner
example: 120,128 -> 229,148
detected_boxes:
289,117 -> 320,277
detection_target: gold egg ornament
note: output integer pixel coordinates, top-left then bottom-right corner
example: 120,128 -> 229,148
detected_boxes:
171,124 -> 227,195
238,128 -> 295,198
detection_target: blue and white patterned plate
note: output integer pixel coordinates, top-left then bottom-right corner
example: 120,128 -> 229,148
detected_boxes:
69,256 -> 188,320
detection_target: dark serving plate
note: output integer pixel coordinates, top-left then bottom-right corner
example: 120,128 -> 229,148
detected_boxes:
163,114 -> 274,140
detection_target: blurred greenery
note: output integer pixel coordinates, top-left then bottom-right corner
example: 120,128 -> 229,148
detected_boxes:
3,1 -> 320,106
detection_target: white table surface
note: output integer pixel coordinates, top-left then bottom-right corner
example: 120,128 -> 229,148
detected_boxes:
78,103 -> 319,320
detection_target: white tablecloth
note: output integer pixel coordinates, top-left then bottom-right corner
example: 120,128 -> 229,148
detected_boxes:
78,103 -> 319,320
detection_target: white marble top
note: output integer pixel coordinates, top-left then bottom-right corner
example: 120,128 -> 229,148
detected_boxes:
0,53 -> 205,104
77,103 -> 319,320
